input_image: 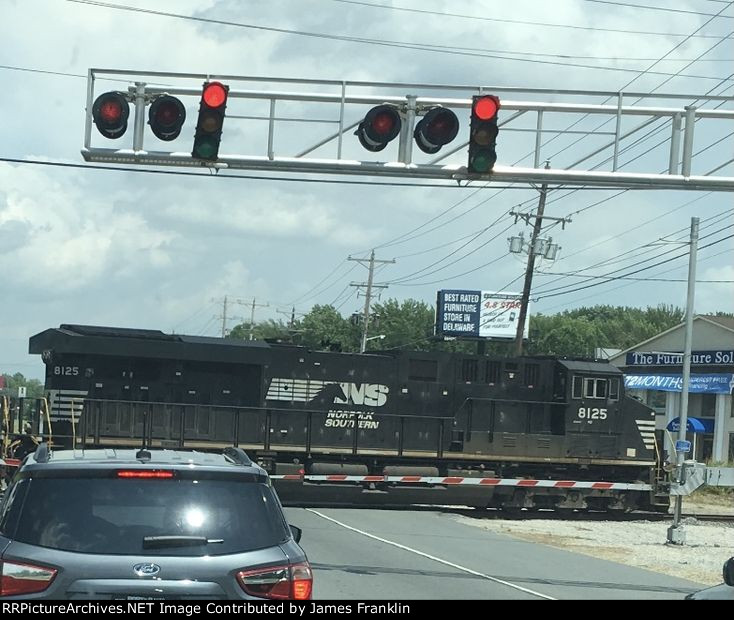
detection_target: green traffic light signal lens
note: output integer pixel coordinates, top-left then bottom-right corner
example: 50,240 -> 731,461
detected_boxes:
193,137 -> 219,160
469,150 -> 496,173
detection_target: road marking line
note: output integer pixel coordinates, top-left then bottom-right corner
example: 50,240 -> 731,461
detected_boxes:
306,508 -> 556,600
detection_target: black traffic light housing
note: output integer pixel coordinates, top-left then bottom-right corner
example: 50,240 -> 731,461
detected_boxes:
149,95 -> 186,141
192,81 -> 229,161
468,95 -> 500,174
355,105 -> 401,152
92,91 -> 130,140
414,107 -> 459,154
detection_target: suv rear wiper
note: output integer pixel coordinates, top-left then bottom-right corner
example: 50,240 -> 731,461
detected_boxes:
143,536 -> 225,549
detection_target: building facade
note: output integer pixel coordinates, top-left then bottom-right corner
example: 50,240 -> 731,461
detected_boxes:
610,315 -> 734,464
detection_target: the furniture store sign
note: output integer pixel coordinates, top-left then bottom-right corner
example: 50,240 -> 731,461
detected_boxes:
625,350 -> 734,366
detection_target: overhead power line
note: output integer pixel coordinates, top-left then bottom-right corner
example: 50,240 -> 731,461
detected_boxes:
328,0 -> 733,38
581,0 -> 734,18
64,1 -> 734,81
536,271 -> 733,283
535,232 -> 734,300
540,245 -> 734,312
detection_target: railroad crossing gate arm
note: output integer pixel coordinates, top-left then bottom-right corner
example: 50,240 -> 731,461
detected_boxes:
669,461 -> 734,496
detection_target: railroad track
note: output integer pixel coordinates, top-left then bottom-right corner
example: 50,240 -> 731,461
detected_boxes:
285,501 -> 734,523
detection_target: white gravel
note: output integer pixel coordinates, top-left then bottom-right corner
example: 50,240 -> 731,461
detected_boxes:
455,503 -> 734,586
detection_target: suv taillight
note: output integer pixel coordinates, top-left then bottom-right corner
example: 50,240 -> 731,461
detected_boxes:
236,562 -> 313,600
1,560 -> 57,596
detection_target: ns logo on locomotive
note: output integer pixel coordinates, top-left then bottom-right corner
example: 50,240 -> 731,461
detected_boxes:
24,324 -> 667,512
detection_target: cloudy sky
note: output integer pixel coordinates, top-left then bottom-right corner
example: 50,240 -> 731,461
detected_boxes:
1,0 -> 733,379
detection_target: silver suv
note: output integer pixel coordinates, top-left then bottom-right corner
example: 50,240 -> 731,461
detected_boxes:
0,445 -> 312,600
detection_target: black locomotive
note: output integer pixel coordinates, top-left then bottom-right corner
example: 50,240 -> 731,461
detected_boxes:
27,324 -> 667,511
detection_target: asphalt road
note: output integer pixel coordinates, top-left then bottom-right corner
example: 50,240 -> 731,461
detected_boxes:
285,507 -> 705,600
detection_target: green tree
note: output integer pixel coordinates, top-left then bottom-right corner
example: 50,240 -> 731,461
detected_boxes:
528,304 -> 685,356
369,298 -> 435,351
228,318 -> 290,342
296,305 -> 360,352
0,372 -> 44,399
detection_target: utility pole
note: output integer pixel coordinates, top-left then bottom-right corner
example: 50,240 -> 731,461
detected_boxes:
667,216 -> 699,546
510,163 -> 569,355
213,295 -> 243,338
514,181 -> 548,356
221,295 -> 228,338
248,298 -> 270,341
277,306 -> 298,329
349,250 -> 395,353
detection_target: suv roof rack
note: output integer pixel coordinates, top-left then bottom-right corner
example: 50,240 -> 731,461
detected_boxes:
223,447 -> 253,466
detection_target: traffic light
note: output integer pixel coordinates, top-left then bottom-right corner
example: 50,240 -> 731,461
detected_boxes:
468,95 -> 500,173
192,81 -> 229,161
413,107 -> 459,154
148,95 -> 186,141
91,92 -> 130,139
355,105 -> 401,152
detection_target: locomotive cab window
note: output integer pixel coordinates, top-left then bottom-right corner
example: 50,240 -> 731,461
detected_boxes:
572,376 -> 583,399
609,377 -> 620,401
584,377 -> 608,399
572,375 -> 615,399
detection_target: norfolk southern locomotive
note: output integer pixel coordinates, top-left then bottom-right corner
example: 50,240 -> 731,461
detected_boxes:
27,324 -> 667,511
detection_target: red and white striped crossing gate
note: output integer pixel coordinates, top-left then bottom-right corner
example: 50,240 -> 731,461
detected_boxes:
0,459 -> 652,492
271,473 -> 652,492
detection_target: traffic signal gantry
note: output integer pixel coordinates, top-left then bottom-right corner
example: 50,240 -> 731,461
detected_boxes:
82,70 -> 734,191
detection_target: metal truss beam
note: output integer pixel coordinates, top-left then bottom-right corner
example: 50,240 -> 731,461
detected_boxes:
82,70 -> 734,191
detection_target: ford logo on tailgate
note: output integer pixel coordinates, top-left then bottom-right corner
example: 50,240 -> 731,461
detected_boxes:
133,563 -> 161,577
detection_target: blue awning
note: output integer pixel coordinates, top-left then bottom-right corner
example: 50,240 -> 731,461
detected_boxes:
666,417 -> 715,434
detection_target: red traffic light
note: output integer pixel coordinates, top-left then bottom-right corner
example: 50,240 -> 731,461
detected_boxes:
192,81 -> 229,161
356,105 -> 402,152
92,92 -> 129,139
472,95 -> 500,121
414,107 -> 459,154
148,95 -> 186,141
202,82 -> 228,108
468,95 -> 500,174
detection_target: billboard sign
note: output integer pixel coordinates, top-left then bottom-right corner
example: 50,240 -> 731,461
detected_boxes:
436,290 -> 527,339
625,350 -> 734,366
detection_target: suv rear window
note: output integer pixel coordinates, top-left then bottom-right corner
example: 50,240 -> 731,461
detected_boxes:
12,477 -> 289,556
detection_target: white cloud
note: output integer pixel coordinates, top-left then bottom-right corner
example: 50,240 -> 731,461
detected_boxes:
0,0 -> 732,379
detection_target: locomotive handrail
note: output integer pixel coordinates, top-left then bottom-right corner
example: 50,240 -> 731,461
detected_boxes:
72,398 -> 453,459
75,397 -> 452,420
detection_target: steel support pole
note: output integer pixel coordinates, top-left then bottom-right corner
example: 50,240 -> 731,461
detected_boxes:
681,107 -> 696,177
669,113 -> 682,175
667,217 -> 699,546
132,82 -> 147,152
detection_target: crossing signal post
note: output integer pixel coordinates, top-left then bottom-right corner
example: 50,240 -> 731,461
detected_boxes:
468,95 -> 500,174
192,81 -> 229,161
91,92 -> 130,139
